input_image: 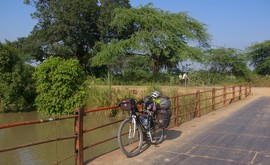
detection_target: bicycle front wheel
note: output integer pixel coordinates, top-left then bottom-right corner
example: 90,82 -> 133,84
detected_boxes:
118,118 -> 143,157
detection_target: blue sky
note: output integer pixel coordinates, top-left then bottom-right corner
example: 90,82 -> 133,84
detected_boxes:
0,0 -> 269,50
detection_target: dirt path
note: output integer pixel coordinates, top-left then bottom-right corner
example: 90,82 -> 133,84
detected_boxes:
87,87 -> 270,165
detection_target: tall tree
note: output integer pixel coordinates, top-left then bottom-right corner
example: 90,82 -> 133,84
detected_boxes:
97,0 -> 131,42
248,40 -> 270,75
91,4 -> 210,74
91,0 -> 132,77
205,47 -> 250,78
24,0 -> 131,74
24,0 -> 99,72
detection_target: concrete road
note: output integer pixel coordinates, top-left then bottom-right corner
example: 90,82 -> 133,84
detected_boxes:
88,88 -> 270,165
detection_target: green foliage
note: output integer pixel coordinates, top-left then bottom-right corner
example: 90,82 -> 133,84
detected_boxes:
187,70 -> 247,86
33,57 -> 85,114
84,81 -> 137,117
97,0 -> 131,42
25,0 -> 131,73
204,47 -> 251,80
25,0 -> 100,73
248,40 -> 270,75
0,42 -> 36,112
119,55 -> 150,82
92,4 -> 210,76
249,73 -> 270,87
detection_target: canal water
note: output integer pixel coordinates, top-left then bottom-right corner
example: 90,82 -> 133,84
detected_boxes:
0,111 -> 122,165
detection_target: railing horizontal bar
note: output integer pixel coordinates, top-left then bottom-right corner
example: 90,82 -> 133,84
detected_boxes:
215,93 -> 224,97
178,110 -> 196,117
84,135 -> 118,150
199,97 -> 212,102
215,88 -> 224,91
178,102 -> 197,107
215,100 -> 224,105
200,105 -> 212,111
84,119 -> 123,133
0,135 -> 76,153
199,89 -> 213,94
0,115 -> 77,129
84,106 -> 119,113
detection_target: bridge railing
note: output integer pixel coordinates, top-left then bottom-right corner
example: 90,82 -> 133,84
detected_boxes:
172,84 -> 251,127
0,84 -> 251,165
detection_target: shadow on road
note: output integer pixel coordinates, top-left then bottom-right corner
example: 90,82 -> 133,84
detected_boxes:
165,129 -> 182,140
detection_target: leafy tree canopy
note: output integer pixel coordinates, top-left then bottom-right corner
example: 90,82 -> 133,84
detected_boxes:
205,47 -> 250,78
24,0 -> 131,74
91,4 -> 210,74
248,40 -> 270,75
0,41 -> 36,112
97,0 -> 131,42
24,0 -> 99,70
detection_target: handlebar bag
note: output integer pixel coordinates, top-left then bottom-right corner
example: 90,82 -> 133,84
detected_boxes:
119,98 -> 136,111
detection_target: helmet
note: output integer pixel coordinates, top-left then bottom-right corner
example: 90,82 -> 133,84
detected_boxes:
151,90 -> 161,98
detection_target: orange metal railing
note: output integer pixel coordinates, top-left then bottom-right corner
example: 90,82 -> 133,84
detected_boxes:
0,84 -> 251,165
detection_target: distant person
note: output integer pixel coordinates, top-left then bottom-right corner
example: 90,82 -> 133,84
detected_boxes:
183,73 -> 187,86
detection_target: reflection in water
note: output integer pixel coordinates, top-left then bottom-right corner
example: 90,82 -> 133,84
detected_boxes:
17,148 -> 36,165
0,111 -> 122,165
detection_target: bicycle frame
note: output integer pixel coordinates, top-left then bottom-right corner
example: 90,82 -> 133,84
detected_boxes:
128,107 -> 161,143
118,98 -> 165,157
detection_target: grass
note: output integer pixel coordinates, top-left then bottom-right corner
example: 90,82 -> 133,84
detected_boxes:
83,77 -> 214,118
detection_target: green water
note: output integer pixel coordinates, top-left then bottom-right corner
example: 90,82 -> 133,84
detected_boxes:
0,111 -> 121,165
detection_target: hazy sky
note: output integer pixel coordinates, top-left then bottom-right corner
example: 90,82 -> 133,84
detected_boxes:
1,0 -> 269,50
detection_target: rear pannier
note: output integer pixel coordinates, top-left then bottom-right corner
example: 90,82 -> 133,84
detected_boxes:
156,109 -> 172,128
158,97 -> 171,110
156,97 -> 172,128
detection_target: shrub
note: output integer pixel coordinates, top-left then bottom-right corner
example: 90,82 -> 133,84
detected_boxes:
33,57 -> 85,114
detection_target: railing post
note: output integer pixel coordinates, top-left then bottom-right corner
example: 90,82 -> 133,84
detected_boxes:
212,88 -> 215,111
245,84 -> 248,98
174,94 -> 179,127
232,86 -> 235,103
249,83 -> 252,95
223,86 -> 227,106
196,90 -> 200,117
74,108 -> 84,165
239,85 -> 242,100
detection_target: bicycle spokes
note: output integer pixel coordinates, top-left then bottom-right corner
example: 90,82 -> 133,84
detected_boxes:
118,118 -> 143,157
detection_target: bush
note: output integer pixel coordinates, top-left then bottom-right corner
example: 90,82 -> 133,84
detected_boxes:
0,42 -> 36,112
33,57 -> 85,114
249,73 -> 270,87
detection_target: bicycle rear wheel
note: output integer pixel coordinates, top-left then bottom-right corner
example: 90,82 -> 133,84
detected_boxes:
151,127 -> 164,144
118,118 -> 143,157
